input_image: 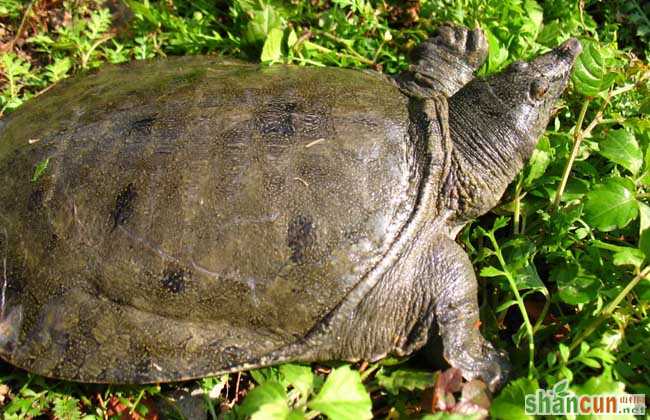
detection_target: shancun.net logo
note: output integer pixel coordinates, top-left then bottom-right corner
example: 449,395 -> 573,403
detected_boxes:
525,380 -> 646,416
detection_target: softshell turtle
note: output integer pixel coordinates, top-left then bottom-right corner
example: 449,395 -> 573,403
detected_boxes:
0,24 -> 580,390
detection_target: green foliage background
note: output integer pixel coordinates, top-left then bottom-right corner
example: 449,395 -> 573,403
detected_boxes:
0,0 -> 649,418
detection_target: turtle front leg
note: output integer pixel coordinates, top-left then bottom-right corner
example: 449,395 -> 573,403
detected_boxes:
431,236 -> 510,392
398,24 -> 488,97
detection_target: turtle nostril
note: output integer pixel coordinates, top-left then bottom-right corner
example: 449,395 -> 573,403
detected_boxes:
558,38 -> 582,59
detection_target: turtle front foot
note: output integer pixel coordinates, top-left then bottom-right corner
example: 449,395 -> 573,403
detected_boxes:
443,334 -> 510,393
431,24 -> 488,70
407,24 -> 488,96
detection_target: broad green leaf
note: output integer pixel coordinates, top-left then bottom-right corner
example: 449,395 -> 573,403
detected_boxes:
261,28 -> 284,63
524,137 -> 551,186
571,370 -> 636,420
612,247 -> 645,268
490,377 -> 539,420
279,364 -> 313,399
552,263 -> 599,305
583,178 -> 638,231
239,381 -> 289,418
244,5 -> 282,46
586,347 -> 616,364
32,158 -> 50,182
375,368 -> 436,395
598,129 -> 642,174
571,39 -> 616,97
483,28 -> 508,73
251,367 -> 282,385
308,365 -> 372,420
250,403 -> 292,420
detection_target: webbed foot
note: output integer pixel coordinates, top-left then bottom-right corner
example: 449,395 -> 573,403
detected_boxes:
443,332 -> 510,392
400,23 -> 488,97
426,24 -> 488,71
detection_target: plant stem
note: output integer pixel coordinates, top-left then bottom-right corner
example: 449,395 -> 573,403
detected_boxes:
130,389 -> 145,415
312,32 -> 376,66
513,174 -> 523,235
8,0 -> 36,52
488,232 -> 536,377
569,265 -> 650,352
553,99 -> 590,211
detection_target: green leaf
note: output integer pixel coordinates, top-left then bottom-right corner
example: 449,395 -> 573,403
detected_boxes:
583,178 -> 639,231
638,202 -> 650,258
559,343 -> 570,363
251,367 -> 282,385
375,368 -> 436,395
52,397 -> 82,420
552,263 -> 599,305
480,266 -> 506,278
571,39 -> 617,97
495,299 -> 518,313
250,403 -> 292,420
483,28 -> 509,73
244,5 -> 282,46
571,370 -> 636,420
261,27 -> 284,63
490,377 -> 539,420
612,247 -> 645,268
524,137 -> 551,186
598,129 -> 642,174
279,364 -> 313,399
239,382 -> 289,418
32,157 -> 50,182
307,365 -> 372,420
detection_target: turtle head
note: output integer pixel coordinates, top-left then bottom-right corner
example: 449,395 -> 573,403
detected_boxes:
482,38 -> 582,152
445,39 -> 580,221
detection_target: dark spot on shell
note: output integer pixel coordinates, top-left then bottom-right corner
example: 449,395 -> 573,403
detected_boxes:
171,69 -> 205,85
287,215 -> 315,264
27,188 -> 44,212
161,269 -> 187,294
111,183 -> 137,230
128,115 -> 156,136
134,353 -> 153,381
257,101 -> 297,138
46,234 -> 59,252
222,345 -> 249,364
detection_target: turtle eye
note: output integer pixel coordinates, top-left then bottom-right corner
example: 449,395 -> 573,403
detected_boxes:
530,79 -> 549,100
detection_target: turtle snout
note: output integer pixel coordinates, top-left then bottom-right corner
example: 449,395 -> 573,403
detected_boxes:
556,38 -> 582,64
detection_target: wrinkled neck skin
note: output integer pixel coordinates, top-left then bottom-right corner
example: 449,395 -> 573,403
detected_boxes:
441,79 -> 535,223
